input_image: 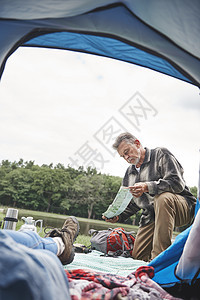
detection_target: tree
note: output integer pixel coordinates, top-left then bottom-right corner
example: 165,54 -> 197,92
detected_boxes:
0,168 -> 33,208
0,160 -> 123,218
30,166 -> 72,213
71,171 -> 103,219
69,168 -> 122,219
190,186 -> 197,199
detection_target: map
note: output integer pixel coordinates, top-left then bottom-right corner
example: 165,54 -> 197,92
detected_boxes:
103,186 -> 133,219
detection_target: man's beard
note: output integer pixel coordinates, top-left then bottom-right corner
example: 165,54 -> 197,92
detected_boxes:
129,149 -> 141,165
134,148 -> 141,166
134,156 -> 140,166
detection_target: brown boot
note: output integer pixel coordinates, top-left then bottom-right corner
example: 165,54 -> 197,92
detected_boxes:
45,216 -> 80,265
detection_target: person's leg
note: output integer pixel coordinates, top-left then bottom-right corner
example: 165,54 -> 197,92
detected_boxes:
151,192 -> 191,260
44,216 -> 80,265
0,230 -> 71,300
2,216 -> 80,265
3,229 -> 58,254
132,221 -> 155,261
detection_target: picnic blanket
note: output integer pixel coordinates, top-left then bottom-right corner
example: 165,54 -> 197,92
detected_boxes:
64,250 -> 147,276
64,250 -> 181,299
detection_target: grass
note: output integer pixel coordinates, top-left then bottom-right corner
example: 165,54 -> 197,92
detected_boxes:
75,234 -> 91,247
0,207 -> 180,244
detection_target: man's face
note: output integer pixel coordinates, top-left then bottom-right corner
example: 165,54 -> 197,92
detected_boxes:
117,140 -> 141,165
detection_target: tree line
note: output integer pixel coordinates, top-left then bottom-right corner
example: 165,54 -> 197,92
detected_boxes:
0,159 -> 122,220
0,159 -> 197,223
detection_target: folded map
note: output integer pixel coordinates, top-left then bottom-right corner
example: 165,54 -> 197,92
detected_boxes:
103,186 -> 133,219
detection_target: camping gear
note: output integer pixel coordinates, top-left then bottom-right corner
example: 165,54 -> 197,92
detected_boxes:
19,216 -> 43,234
89,227 -> 135,257
3,208 -> 18,230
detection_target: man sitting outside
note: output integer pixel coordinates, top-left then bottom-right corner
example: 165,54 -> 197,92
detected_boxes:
103,132 -> 196,262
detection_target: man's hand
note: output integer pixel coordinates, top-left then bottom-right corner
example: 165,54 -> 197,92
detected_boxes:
128,182 -> 148,198
102,215 -> 119,223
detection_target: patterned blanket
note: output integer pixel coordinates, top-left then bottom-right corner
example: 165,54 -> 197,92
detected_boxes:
66,266 -> 181,299
64,251 -> 182,299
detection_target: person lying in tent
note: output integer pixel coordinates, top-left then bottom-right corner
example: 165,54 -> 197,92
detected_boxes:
103,132 -> 196,262
0,216 -> 79,300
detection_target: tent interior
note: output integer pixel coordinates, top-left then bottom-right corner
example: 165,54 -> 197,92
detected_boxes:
0,1 -> 200,299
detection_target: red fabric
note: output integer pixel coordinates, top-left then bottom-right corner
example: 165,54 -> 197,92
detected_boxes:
134,266 -> 154,279
66,269 -> 131,300
65,266 -> 178,300
66,268 -> 130,287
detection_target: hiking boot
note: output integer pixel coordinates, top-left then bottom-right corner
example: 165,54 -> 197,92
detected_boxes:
45,216 -> 80,265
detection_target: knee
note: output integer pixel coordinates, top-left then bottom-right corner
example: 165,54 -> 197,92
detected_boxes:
154,192 -> 175,209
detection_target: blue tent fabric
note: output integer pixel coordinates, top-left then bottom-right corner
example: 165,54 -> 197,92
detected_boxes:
0,0 -> 200,86
149,227 -> 193,286
149,198 -> 200,287
0,230 -> 71,300
24,32 -> 190,83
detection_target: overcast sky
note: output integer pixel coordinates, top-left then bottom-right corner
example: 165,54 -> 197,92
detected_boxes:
0,47 -> 199,187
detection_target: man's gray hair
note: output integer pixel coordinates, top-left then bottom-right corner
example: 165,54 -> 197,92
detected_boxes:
112,132 -> 137,150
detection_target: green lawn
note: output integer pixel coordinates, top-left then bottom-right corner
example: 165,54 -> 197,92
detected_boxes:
0,207 -> 179,245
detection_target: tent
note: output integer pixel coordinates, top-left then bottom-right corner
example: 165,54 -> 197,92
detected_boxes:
0,0 -> 200,87
0,0 -> 200,296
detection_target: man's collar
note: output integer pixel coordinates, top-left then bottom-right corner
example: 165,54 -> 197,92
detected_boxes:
143,147 -> 151,163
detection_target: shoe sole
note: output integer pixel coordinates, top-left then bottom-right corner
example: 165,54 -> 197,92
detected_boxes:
64,247 -> 75,265
69,216 -> 80,242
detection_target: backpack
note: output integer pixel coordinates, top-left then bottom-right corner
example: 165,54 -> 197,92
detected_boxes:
88,227 -> 135,257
